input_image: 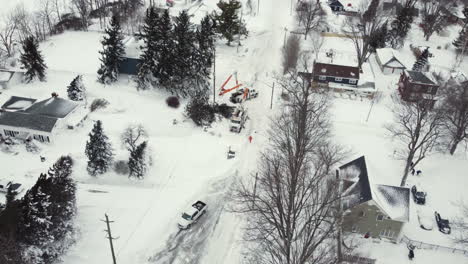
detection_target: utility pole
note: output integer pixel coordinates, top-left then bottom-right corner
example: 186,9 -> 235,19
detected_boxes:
257,0 -> 260,15
270,82 -> 275,109
366,96 -> 375,122
283,27 -> 288,46
213,46 -> 216,104
102,214 -> 118,264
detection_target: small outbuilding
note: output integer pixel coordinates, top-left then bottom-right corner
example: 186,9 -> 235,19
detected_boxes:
118,37 -> 143,75
376,48 -> 406,75
328,0 -> 344,12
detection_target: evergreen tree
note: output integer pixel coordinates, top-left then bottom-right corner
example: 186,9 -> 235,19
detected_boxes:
155,9 -> 175,87
67,75 -> 86,101
185,92 -> 214,126
5,185 -> 16,209
172,11 -> 197,97
196,15 -> 216,79
19,36 -> 47,83
136,8 -> 159,90
128,141 -> 148,179
453,26 -> 468,52
389,0 -> 415,48
215,0 -> 248,45
17,174 -> 53,247
97,15 -> 125,84
45,156 -> 76,241
85,120 -> 113,176
369,21 -> 388,52
412,48 -> 429,71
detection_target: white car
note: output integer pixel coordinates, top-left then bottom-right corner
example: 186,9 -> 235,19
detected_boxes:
178,201 -> 207,229
0,179 -> 24,194
417,209 -> 434,231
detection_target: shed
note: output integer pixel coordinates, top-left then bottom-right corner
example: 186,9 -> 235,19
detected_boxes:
329,0 -> 344,12
119,37 -> 143,75
376,48 -> 406,75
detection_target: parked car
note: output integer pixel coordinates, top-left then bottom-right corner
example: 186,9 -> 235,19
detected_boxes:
435,211 -> 451,234
0,179 -> 24,194
178,200 -> 207,229
411,185 -> 426,205
417,209 -> 433,230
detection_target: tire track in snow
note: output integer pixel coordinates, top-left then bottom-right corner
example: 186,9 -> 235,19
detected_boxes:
148,173 -> 236,264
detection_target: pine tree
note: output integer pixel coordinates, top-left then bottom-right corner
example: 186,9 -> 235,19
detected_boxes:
215,0 -> 247,45
85,120 -> 113,176
137,8 -> 159,90
128,141 -> 148,179
369,21 -> 388,52
155,9 -> 175,87
185,92 -> 214,126
67,75 -> 86,101
453,26 -> 468,53
172,11 -> 197,97
19,36 -> 47,83
5,185 -> 16,209
17,174 -> 53,247
97,15 -> 125,84
389,1 -> 415,48
196,15 -> 216,78
412,48 -> 429,71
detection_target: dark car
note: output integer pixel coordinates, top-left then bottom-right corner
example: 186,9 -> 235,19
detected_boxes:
411,185 -> 426,205
435,211 -> 451,234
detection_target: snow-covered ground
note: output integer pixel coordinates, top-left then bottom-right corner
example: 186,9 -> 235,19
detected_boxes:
1,0 -> 468,263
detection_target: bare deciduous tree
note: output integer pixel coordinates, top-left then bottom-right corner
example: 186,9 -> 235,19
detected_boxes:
440,81 -> 468,155
282,34 -> 301,74
121,124 -> 147,152
386,96 -> 444,187
72,0 -> 91,30
296,0 -> 326,40
421,0 -> 449,41
310,32 -> 324,61
343,0 -> 385,69
233,72 -> 345,264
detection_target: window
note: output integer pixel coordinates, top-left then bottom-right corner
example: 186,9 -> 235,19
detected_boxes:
319,75 -> 326,81
4,130 -> 19,137
335,77 -> 343,81
380,229 -> 395,238
359,211 -> 365,217
33,134 -> 50,143
376,214 -> 384,221
349,79 -> 357,84
343,200 -> 349,210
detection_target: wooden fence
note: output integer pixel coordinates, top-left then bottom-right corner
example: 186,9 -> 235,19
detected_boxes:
342,254 -> 376,264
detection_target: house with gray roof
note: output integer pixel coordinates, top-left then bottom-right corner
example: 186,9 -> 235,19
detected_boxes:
337,156 -> 410,241
0,94 -> 87,143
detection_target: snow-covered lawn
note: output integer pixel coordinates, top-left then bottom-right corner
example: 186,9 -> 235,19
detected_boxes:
1,0 -> 468,263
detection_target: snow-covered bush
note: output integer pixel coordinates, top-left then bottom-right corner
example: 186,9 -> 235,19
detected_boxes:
114,160 -> 130,175
213,103 -> 234,118
90,98 -> 109,112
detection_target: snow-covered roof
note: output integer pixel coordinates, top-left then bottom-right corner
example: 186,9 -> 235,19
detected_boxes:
1,96 -> 37,111
123,36 -> 143,59
404,70 -> 437,85
376,48 -> 406,69
0,70 -> 13,82
372,184 -> 410,222
313,62 -> 360,79
339,156 -> 410,222
23,96 -> 78,118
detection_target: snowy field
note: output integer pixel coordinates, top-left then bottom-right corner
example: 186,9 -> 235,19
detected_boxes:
1,0 -> 468,263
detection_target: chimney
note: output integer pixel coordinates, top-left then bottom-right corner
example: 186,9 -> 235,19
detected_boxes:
51,92 -> 59,98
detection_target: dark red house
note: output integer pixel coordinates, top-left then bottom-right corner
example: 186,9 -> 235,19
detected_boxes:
398,70 -> 439,104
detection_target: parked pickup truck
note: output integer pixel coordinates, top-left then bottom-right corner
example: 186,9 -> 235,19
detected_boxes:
178,200 -> 207,229
0,179 -> 24,194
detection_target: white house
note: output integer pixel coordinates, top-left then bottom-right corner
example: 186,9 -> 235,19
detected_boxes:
0,95 -> 87,143
376,48 -> 407,75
